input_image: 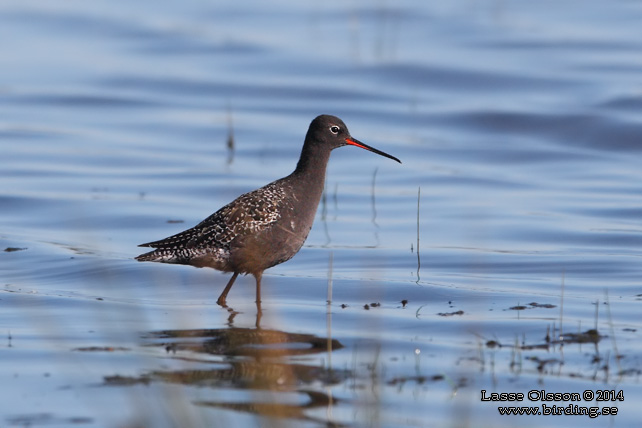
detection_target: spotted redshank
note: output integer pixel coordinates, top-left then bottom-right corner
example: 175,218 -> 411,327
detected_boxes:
136,115 -> 401,305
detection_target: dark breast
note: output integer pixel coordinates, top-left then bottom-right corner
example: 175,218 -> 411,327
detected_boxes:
225,177 -> 318,274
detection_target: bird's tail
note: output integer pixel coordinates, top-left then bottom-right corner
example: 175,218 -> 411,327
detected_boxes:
135,249 -> 176,263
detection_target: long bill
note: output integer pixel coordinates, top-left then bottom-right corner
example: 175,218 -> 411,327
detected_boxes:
345,137 -> 402,164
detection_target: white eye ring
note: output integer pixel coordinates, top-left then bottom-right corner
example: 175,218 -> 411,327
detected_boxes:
330,125 -> 340,134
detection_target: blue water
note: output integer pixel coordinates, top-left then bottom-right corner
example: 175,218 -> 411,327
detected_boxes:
2,1 -> 642,427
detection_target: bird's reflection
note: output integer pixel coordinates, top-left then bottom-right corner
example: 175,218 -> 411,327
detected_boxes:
195,390 -> 339,426
218,301 -> 258,328
144,325 -> 344,361
107,311 -> 347,425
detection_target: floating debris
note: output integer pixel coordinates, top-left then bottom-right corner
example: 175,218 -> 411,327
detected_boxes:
4,247 -> 27,252
528,302 -> 556,308
74,346 -> 130,352
437,310 -> 464,317
486,340 -> 500,348
387,374 -> 444,386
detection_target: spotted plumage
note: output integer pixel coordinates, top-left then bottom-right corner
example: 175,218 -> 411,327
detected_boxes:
137,179 -> 292,268
136,115 -> 400,306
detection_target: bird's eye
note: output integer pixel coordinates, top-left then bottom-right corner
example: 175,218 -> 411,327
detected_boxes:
330,125 -> 340,134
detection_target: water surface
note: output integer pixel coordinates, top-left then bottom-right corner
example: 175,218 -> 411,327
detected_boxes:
2,1 -> 642,427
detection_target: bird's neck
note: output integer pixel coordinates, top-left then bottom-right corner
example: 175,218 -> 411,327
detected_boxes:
290,142 -> 331,202
293,142 -> 331,181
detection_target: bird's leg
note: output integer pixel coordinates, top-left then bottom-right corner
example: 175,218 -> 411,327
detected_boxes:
254,271 -> 262,304
254,271 -> 263,328
217,271 -> 239,306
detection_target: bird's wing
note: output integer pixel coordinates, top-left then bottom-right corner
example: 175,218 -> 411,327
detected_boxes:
139,180 -> 289,251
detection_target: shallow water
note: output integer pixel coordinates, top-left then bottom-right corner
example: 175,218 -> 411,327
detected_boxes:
2,1 -> 642,427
